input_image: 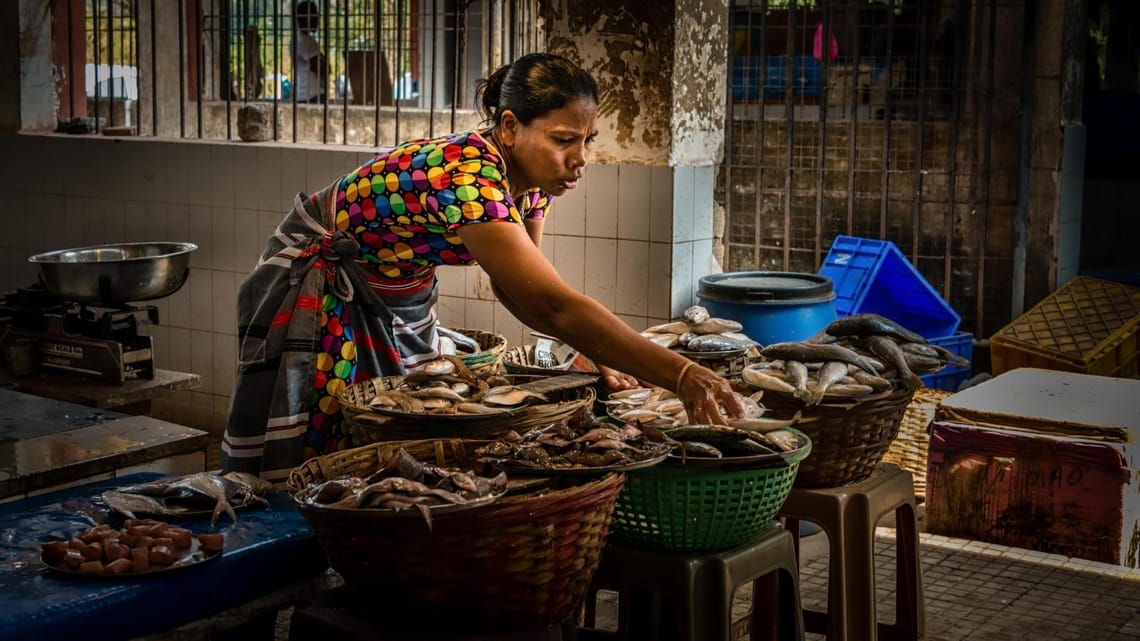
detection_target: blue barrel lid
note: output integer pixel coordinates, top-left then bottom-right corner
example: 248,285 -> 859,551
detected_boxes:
698,271 -> 835,302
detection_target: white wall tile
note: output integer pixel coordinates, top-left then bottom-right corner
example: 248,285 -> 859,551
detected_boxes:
147,325 -> 170,369
258,211 -> 281,254
435,294 -> 465,327
583,237 -> 618,312
615,313 -> 646,332
692,165 -> 714,241
280,148 -> 310,204
617,164 -> 652,241
211,207 -> 236,273
670,241 -> 694,318
140,141 -> 169,205
436,268 -> 465,298
102,199 -> 126,245
168,204 -> 191,243
648,241 -> 673,320
145,203 -> 169,242
189,391 -> 216,431
672,166 -> 695,243
209,145 -> 235,209
188,205 -> 212,269
184,144 -> 212,207
212,332 -> 237,396
32,194 -> 64,252
463,298 -> 494,331
234,208 -> 261,274
188,269 -> 213,331
615,239 -> 650,317
492,302 -> 525,347
61,195 -> 87,249
189,331 -> 215,396
81,198 -> 107,247
122,200 -> 150,244
649,166 -> 674,243
167,327 -> 193,373
551,235 -> 586,293
165,278 -> 191,330
4,192 -> 25,250
585,164 -> 619,239
232,147 -> 259,210
256,146 -> 286,213
550,179 -> 586,237
211,270 -> 236,334
691,238 -> 716,301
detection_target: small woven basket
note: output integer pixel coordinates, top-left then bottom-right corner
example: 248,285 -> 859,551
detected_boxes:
287,438 -> 625,631
882,388 -> 953,499
502,344 -> 601,377
609,436 -> 811,552
339,375 -> 596,445
450,327 -> 508,376
760,384 -> 917,488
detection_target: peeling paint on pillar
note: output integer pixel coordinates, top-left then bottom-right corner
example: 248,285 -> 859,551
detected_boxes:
18,0 -> 58,131
543,0 -> 675,164
541,0 -> 727,167
670,0 -> 728,165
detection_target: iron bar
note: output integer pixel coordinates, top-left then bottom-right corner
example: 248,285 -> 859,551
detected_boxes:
782,1 -> 796,271
342,0 -> 348,144
429,0 -> 437,138
814,1 -> 832,267
107,0 -> 115,129
374,0 -> 381,147
943,0 -> 966,304
195,0 -> 202,138
879,0 -> 896,239
94,0 -> 101,132
395,0 -> 405,142
978,0 -> 997,336
845,0 -> 860,234
1012,0 -> 1037,318
912,0 -> 930,261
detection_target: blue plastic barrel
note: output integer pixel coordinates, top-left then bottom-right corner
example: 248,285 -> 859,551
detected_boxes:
696,272 -> 837,346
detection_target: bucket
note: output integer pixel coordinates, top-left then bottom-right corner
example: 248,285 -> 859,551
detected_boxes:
696,272 -> 837,346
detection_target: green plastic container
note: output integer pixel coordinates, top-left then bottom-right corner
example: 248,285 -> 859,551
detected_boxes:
609,434 -> 811,552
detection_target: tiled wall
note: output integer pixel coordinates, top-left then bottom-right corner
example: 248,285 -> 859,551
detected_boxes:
0,133 -> 717,440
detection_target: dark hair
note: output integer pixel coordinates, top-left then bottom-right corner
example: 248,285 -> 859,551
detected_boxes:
475,53 -> 599,125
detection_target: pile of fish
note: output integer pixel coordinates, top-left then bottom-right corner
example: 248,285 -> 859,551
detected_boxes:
641,305 -> 758,353
298,448 -> 508,529
366,355 -> 548,416
740,313 -> 970,405
100,471 -> 274,526
660,424 -> 805,461
602,385 -> 798,432
475,406 -> 673,471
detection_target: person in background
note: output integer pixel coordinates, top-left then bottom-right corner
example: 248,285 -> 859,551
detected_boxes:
293,1 -> 327,104
221,52 -> 746,481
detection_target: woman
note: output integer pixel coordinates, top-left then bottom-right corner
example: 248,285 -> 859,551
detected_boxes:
222,53 -> 745,481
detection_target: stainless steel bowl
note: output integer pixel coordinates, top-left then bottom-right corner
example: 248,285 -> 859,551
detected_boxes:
28,242 -> 198,305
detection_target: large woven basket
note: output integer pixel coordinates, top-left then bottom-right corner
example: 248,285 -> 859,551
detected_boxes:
761,384 -> 917,488
882,388 -> 953,499
287,438 -> 625,631
449,327 -> 508,376
609,429 -> 811,552
338,375 -> 597,445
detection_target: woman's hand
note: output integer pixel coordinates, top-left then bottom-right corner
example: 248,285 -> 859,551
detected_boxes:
598,365 -> 641,391
676,363 -> 747,425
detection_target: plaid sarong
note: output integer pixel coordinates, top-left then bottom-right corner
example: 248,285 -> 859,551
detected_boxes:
220,186 -> 440,483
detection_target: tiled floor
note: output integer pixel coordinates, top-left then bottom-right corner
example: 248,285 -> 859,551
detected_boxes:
729,527 -> 1140,641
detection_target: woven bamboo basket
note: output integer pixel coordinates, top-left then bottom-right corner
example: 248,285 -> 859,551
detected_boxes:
339,374 -> 597,445
449,327 -> 508,376
287,438 -> 624,631
759,383 -> 917,488
881,388 -> 953,499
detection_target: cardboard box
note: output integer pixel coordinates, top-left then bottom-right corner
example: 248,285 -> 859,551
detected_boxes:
924,368 -> 1140,567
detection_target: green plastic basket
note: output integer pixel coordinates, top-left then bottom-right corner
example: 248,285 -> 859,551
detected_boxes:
609,434 -> 810,552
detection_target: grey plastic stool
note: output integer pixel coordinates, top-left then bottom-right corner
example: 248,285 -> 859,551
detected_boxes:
580,524 -> 805,641
780,463 -> 924,641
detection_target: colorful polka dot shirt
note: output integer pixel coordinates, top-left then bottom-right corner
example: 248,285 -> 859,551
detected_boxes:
332,129 -> 554,280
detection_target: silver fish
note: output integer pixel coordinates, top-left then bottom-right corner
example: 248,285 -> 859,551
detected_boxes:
825,313 -> 927,344
863,335 -> 924,389
809,361 -> 850,405
101,490 -> 170,519
683,305 -> 710,324
759,342 -> 879,375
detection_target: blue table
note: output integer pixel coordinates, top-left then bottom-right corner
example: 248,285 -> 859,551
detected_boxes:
0,473 -> 327,641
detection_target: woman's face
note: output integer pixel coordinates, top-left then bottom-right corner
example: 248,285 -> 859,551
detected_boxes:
498,97 -> 598,197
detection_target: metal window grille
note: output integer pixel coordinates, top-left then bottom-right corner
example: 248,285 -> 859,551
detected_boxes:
721,0 -> 1021,338
57,0 -> 540,145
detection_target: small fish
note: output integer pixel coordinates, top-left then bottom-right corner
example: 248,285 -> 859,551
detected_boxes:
784,361 -> 811,401
741,367 -> 798,394
456,402 -> 505,414
644,332 -> 680,348
762,429 -> 802,452
847,366 -> 893,391
686,334 -> 754,352
809,361 -> 850,405
683,305 -> 710,324
822,383 -> 876,398
644,320 -> 691,335
759,342 -> 879,375
727,411 -> 802,434
863,335 -> 924,389
678,441 -> 723,458
481,386 -> 548,407
101,490 -> 169,519
825,313 -> 927,344
687,318 -> 744,335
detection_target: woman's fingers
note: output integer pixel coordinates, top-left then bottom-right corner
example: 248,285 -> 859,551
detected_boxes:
599,365 -> 640,391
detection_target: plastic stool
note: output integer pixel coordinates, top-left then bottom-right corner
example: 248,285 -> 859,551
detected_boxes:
580,524 -> 804,641
779,463 -> 924,641
288,586 -> 572,640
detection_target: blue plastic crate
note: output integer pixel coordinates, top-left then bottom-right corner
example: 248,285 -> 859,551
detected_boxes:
818,235 -> 961,339
919,331 -> 973,391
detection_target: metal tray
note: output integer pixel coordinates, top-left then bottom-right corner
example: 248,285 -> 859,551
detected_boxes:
41,539 -> 221,579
